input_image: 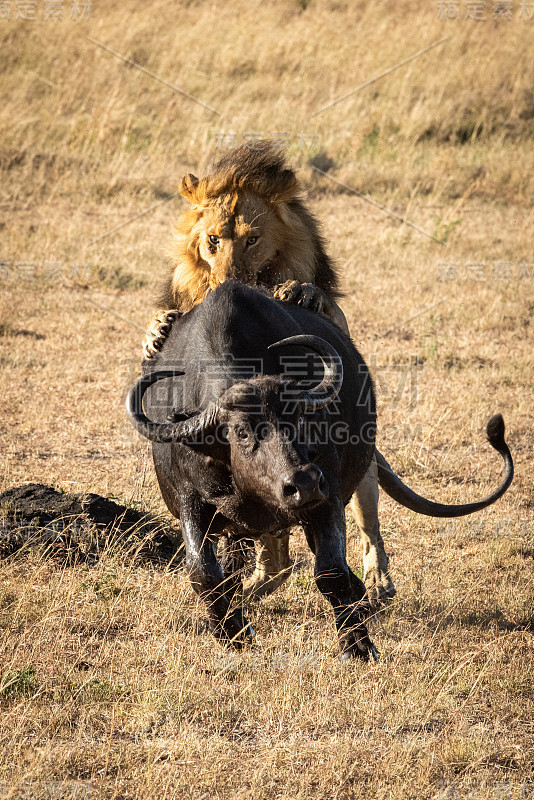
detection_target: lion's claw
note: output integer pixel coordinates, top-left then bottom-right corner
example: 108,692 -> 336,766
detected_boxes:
142,309 -> 181,360
273,280 -> 327,314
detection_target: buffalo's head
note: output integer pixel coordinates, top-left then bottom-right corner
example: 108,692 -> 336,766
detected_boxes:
126,335 -> 343,511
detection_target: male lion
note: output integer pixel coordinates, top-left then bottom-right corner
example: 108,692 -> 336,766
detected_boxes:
142,141 -> 394,606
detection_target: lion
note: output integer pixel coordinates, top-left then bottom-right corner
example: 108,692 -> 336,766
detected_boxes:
142,141 -> 395,606
142,141 -> 347,359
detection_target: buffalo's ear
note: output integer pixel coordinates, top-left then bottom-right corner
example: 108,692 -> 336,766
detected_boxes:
179,173 -> 200,202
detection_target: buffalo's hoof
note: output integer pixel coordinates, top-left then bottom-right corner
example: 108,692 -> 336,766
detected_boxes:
210,611 -> 255,649
341,641 -> 379,664
339,623 -> 379,663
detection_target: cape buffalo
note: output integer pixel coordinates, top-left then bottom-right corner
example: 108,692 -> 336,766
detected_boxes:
127,281 -> 513,661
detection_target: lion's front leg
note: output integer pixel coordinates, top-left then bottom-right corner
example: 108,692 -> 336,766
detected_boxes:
273,280 -> 328,314
142,309 -> 181,360
273,281 -> 349,334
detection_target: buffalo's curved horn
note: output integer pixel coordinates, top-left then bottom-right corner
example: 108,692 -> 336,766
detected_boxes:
268,334 -> 343,412
126,370 -> 220,444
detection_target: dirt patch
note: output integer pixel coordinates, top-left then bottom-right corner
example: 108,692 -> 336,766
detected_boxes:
0,483 -> 182,565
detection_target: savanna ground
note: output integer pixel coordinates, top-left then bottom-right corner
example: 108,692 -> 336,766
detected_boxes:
1,0 -> 533,797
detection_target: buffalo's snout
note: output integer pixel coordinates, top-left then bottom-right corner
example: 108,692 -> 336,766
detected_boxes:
281,464 -> 326,508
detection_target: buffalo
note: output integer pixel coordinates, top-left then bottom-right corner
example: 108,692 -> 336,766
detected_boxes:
127,282 -> 513,661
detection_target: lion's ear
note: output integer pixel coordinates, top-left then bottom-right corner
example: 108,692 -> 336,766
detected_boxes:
266,169 -> 299,204
179,173 -> 200,203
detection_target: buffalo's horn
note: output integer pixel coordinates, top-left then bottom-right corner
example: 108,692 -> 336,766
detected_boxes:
268,334 -> 343,412
126,370 -> 220,443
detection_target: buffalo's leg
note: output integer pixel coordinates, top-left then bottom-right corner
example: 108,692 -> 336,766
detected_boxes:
219,533 -> 251,594
218,534 -> 245,605
179,493 -> 254,647
242,532 -> 293,600
350,454 -> 396,606
303,499 -> 378,662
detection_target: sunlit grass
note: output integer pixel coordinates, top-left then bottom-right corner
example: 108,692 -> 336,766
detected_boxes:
0,0 -> 533,796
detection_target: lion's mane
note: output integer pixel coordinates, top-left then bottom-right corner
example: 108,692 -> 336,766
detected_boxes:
158,141 -> 339,311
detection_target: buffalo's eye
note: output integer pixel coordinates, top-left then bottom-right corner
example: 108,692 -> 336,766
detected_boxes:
208,234 -> 220,246
237,426 -> 250,441
246,236 -> 258,246
297,415 -> 305,429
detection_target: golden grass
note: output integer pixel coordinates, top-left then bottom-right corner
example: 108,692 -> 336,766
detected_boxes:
1,0 -> 533,797
2,0 -> 534,209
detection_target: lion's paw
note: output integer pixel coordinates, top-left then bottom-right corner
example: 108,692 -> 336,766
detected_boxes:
142,310 -> 180,360
273,280 -> 326,314
242,570 -> 290,601
363,547 -> 396,607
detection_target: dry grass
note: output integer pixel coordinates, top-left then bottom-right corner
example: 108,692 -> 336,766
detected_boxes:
1,0 -> 533,798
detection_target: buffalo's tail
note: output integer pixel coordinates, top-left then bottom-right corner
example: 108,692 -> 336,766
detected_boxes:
376,414 -> 513,518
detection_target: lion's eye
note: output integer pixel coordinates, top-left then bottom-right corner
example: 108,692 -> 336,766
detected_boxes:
208,234 -> 220,246
246,236 -> 258,247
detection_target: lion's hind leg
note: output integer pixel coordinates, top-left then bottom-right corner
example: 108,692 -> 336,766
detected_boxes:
350,454 -> 396,607
242,532 -> 293,601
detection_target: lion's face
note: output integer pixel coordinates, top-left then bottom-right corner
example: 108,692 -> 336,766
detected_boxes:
191,191 -> 282,290
169,143 -> 335,311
